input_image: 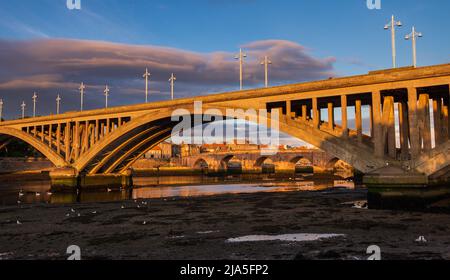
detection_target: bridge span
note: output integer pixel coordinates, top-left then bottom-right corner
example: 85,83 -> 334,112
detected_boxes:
0,64 -> 449,208
180,150 -> 341,174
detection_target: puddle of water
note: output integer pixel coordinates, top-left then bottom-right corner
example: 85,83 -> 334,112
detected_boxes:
226,233 -> 346,243
197,231 -> 220,235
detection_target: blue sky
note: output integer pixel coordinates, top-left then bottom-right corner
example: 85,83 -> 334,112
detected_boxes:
0,0 -> 449,121
1,0 -> 448,74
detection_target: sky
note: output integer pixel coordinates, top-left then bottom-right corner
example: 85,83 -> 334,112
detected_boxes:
0,0 -> 449,138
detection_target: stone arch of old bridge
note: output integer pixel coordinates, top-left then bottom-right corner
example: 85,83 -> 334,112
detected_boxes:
0,64 -> 449,191
184,151 -> 333,173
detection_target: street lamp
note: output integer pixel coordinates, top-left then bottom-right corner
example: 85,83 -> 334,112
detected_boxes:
79,82 -> 85,111
384,15 -> 402,68
32,92 -> 38,117
234,48 -> 247,90
0,99 -> 3,122
405,26 -> 423,68
260,56 -> 272,88
104,85 -> 110,108
56,94 -> 61,115
143,68 -> 151,103
169,73 -> 176,100
21,101 -> 26,119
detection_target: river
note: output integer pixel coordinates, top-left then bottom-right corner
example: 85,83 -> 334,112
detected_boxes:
0,174 -> 356,206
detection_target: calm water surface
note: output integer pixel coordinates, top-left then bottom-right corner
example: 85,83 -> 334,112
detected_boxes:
0,175 -> 356,206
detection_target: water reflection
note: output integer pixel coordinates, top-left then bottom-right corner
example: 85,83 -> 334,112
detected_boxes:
0,175 -> 356,206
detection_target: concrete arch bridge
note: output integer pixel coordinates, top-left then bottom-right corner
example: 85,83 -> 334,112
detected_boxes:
0,64 -> 449,207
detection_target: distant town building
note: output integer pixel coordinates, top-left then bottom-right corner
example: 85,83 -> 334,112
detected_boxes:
145,142 -> 173,159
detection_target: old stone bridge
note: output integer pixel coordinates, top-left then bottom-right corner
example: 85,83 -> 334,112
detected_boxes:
180,150 -> 342,173
0,64 -> 449,207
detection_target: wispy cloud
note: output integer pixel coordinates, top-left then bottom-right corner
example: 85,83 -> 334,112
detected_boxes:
0,18 -> 50,38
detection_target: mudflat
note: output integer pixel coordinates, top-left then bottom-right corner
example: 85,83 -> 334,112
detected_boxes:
1,189 -> 449,260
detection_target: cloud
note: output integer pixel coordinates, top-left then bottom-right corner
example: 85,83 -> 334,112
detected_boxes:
0,38 -> 335,118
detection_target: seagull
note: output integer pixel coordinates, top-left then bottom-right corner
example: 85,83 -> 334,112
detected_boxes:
142,221 -> 147,225
35,192 -> 41,197
66,213 -> 70,217
415,236 -> 427,243
46,192 -> 53,196
121,205 -> 125,209
71,208 -> 76,213
18,190 -> 24,197
92,211 -> 97,214
16,220 -> 22,225
107,188 -> 112,193
77,213 -> 81,217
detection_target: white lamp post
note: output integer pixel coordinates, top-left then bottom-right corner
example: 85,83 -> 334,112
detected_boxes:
384,15 -> 402,68
143,68 -> 151,103
169,73 -> 176,100
32,92 -> 38,117
21,101 -> 26,119
0,99 -> 3,122
56,94 -> 61,115
104,85 -> 110,108
260,56 -> 272,88
79,82 -> 85,111
405,26 -> 423,68
234,48 -> 247,90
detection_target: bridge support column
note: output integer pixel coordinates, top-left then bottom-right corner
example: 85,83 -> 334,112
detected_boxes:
301,105 -> 308,122
49,168 -> 133,191
382,96 -> 396,159
442,87 -> 449,141
398,101 -> 410,160
327,102 -> 334,130
286,100 -> 292,120
341,95 -> 349,138
408,87 -> 421,159
363,166 -> 450,210
432,97 -> 443,145
418,93 -> 432,152
312,97 -> 320,128
355,99 -> 363,142
372,90 -> 384,157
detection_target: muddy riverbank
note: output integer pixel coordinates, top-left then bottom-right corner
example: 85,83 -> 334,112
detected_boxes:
1,188 -> 450,260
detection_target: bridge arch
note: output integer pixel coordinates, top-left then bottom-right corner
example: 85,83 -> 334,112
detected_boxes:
219,155 -> 235,170
254,156 -> 271,168
12,104 -> 387,175
0,127 -> 66,167
193,158 -> 209,171
326,157 -> 340,169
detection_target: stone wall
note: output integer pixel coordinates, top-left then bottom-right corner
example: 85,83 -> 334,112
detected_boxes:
0,157 -> 54,174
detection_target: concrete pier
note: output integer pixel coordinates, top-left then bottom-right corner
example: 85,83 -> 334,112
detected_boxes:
49,167 -> 133,191
364,166 -> 449,210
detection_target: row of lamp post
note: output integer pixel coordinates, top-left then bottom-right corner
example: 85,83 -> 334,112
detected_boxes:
0,15 -> 424,122
385,15 -> 423,69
